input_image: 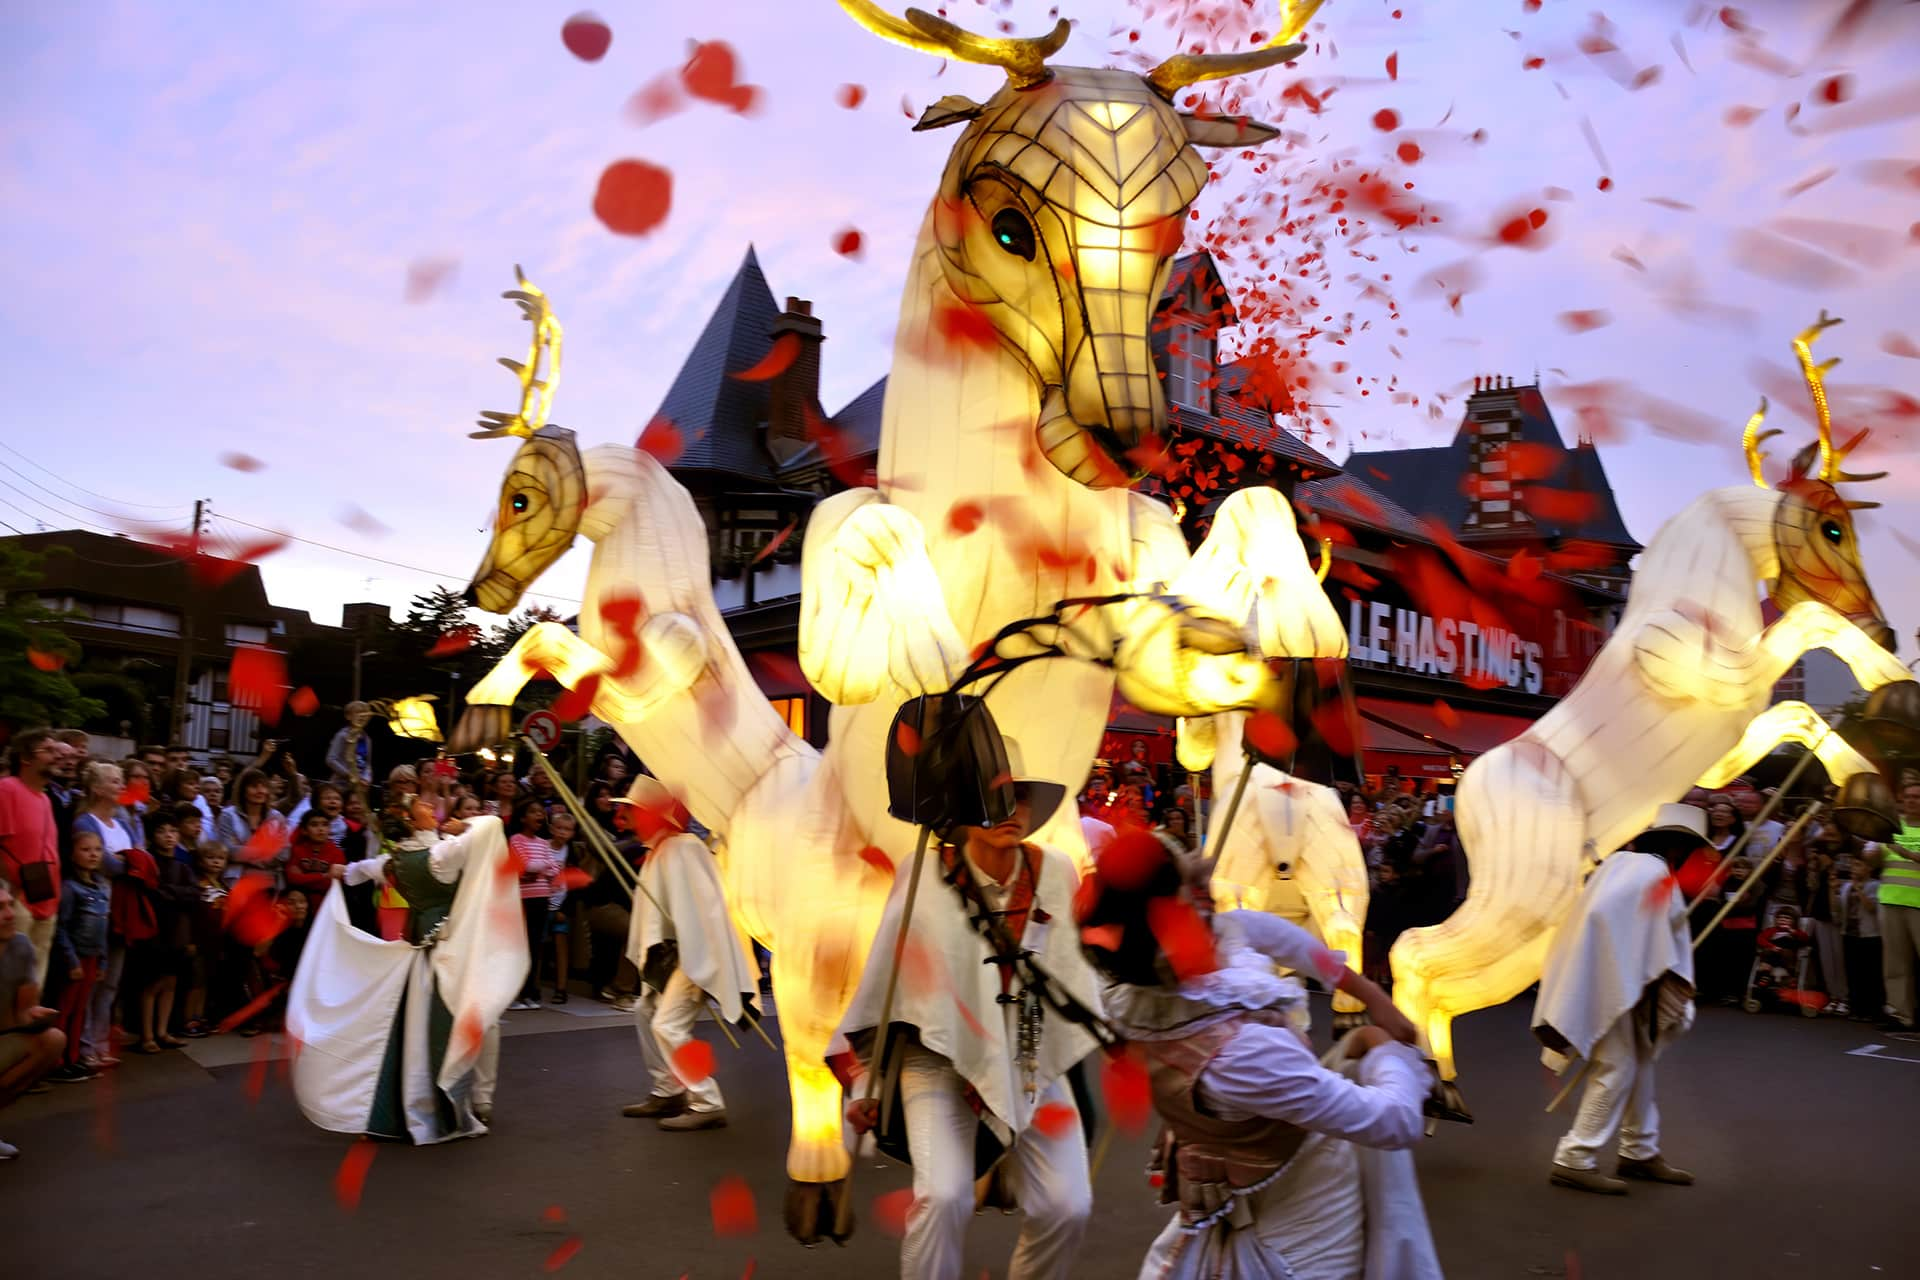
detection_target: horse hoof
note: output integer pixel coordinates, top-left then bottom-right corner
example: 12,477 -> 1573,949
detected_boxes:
784,1178 -> 854,1246
1423,1074 -> 1474,1125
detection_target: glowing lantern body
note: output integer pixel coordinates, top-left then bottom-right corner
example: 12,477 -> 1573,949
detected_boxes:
1389,316 -> 1912,1081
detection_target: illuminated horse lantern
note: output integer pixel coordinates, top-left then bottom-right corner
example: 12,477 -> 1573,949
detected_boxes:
1389,314 -> 1915,1087
450,3 -> 1347,1240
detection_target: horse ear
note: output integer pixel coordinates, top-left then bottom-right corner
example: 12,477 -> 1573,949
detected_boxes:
914,94 -> 986,131
1181,113 -> 1280,147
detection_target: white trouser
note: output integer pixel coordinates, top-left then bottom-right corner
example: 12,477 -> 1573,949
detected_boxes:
898,1043 -> 1091,1280
1554,1007 -> 1663,1171
85,941 -> 128,1058
637,969 -> 724,1112
472,1025 -> 501,1109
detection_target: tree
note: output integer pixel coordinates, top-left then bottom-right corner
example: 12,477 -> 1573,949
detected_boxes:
480,604 -> 564,662
0,543 -> 107,731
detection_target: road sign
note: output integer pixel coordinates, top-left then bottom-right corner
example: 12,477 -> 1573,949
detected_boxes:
522,709 -> 561,752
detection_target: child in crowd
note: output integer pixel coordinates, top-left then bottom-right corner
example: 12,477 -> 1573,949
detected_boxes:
546,807 -> 577,1005
508,798 -> 559,1010
173,804 -> 205,861
47,829 -> 111,1081
1756,907 -> 1810,991
286,810 -> 346,918
1843,854 -> 1884,1023
182,843 -> 231,1038
326,701 -> 374,790
444,791 -> 483,830
144,811 -> 197,1048
310,783 -> 349,844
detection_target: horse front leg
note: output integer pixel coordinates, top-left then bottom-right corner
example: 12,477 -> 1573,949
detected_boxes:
1696,701 -> 1879,790
449,621 -> 614,750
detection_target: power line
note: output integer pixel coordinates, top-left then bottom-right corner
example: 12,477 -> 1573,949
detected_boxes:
0,441 -> 192,511
0,477 -> 126,538
0,464 -> 186,532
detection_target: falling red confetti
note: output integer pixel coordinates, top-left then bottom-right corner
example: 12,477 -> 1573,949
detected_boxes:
225,879 -> 289,948
833,227 -> 864,259
427,627 -> 478,660
1495,206 -> 1551,248
625,75 -> 684,127
27,648 -> 64,672
543,1205 -> 568,1225
872,1188 -> 913,1239
1816,75 -> 1854,105
1147,896 -> 1218,980
543,1238 -> 584,1272
637,415 -> 686,463
1100,1051 -> 1152,1134
858,845 -> 895,876
1881,332 -> 1920,360
403,257 -> 459,303
836,83 -> 866,109
334,1141 -> 377,1211
1724,104 -> 1763,127
550,674 -> 601,725
561,12 -> 612,62
710,1176 -> 758,1237
1729,228 -> 1857,290
1385,52 -> 1398,80
288,686 -> 319,717
1557,309 -> 1613,334
894,719 -> 921,758
931,296 -> 999,352
220,452 -> 265,473
682,41 -> 759,114
946,500 -> 984,534
731,333 -> 800,382
117,777 -> 151,808
1371,109 -> 1399,131
1097,828 -> 1171,892
1396,141 -> 1422,164
751,518 -> 798,565
593,160 -> 673,237
558,867 -> 593,892
1032,1101 -> 1077,1139
229,646 -> 288,726
672,1039 -> 716,1085
336,505 -> 390,538
1243,711 -> 1297,762
1596,176 -> 1613,191
215,981 -> 288,1034
1642,871 -> 1682,914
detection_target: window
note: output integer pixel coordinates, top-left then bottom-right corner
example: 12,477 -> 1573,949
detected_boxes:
225,623 -> 271,645
1166,325 -> 1214,414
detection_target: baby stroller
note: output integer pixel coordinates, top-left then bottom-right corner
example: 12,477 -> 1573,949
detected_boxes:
1745,908 -> 1819,1018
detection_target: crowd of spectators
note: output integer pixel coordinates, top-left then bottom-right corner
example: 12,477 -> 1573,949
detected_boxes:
0,716 -> 655,1160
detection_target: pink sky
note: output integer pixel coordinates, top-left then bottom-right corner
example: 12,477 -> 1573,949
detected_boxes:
1,1 -> 1916,659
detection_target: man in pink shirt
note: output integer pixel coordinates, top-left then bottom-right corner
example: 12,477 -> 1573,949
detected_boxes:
0,729 -> 68,986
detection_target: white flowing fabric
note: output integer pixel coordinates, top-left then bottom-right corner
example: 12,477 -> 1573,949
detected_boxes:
834,842 -> 1102,1136
286,816 -> 528,1142
626,831 -> 760,1023
1532,849 -> 1693,1070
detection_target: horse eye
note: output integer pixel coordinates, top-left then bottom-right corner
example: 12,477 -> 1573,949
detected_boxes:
511,493 -> 530,513
991,208 -> 1037,261
1820,519 -> 1842,545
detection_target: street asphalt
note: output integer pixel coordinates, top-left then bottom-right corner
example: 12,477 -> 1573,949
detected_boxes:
4,991 -> 1915,1278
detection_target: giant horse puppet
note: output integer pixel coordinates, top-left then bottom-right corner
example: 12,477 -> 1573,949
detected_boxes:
1389,314 -> 1916,1086
447,1 -> 1348,1239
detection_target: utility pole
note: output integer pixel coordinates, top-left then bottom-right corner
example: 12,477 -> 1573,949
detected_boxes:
168,499 -> 207,743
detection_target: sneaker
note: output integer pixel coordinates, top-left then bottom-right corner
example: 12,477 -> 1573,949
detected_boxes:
48,1065 -> 98,1084
506,999 -> 534,1011
1549,1164 -> 1628,1195
0,1137 -> 18,1160
1617,1155 -> 1694,1185
609,995 -> 638,1013
657,1108 -> 728,1132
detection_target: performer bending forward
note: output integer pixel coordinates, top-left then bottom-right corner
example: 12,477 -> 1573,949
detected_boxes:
617,777 -> 760,1131
1535,803 -> 1700,1195
287,803 -> 527,1143
834,746 -> 1101,1280
1078,841 -> 1442,1280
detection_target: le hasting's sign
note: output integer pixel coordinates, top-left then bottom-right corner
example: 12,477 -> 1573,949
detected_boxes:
1344,596 -> 1599,697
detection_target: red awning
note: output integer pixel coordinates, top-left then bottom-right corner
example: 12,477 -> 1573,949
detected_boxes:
744,650 -> 809,699
1356,696 -> 1534,759
1357,716 -> 1456,778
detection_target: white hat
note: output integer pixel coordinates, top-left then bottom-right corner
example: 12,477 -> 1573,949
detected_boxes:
1002,737 -> 1066,832
1646,803 -> 1708,842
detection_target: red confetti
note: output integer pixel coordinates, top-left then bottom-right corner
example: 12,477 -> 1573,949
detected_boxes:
1495,206 -> 1551,248
225,879 -> 288,948
1596,176 -> 1613,191
1243,711 -> 1297,762
1724,104 -> 1762,127
625,75 -> 684,127
894,719 -> 921,758
220,452 -> 266,473
673,1040 -> 716,1086
710,1176 -> 758,1237
858,845 -> 895,876
117,778 -> 151,808
543,1237 -> 584,1272
229,646 -> 288,726
1396,141 -> 1422,164
931,296 -> 999,352
1371,109 -> 1400,131
543,1205 -> 568,1224
751,519 -> 798,565
1816,75 -> 1853,105
682,41 -> 759,114
403,257 -> 459,303
561,12 -> 612,62
731,333 -> 800,382
1032,1100 -> 1077,1139
836,84 -> 866,109
1642,871 -> 1681,914
288,686 -> 319,717
637,415 -> 686,463
873,1188 -> 913,1239
427,626 -> 478,660
551,674 -> 602,725
1519,487 -> 1599,523
558,867 -> 593,892
1100,1052 -> 1152,1134
27,648 -> 64,672
1385,52 -> 1398,81
334,1141 -> 377,1211
1557,309 -> 1613,334
1147,896 -> 1218,980
593,160 -> 673,237
1096,828 -> 1170,892
833,227 -> 864,259
1080,923 -> 1124,951
1881,332 -> 1920,360
215,981 -> 288,1034
946,500 -> 984,535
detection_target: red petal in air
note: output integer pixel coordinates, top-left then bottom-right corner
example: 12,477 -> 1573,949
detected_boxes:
858,845 -> 895,876
833,228 -> 864,259
427,627 -> 477,660
836,84 -> 866,109
872,1188 -> 913,1238
27,647 -> 65,672
220,452 -> 266,473
1557,309 -> 1612,333
731,333 -> 800,382
334,1140 -> 377,1210
288,686 -> 319,717
636,415 -> 686,463
673,1039 -> 716,1085
1032,1100 -> 1077,1139
551,674 -> 602,725
1100,1051 -> 1152,1134
709,1175 -> 758,1237
1243,711 -> 1297,762
561,13 -> 612,62
1433,699 -> 1460,729
117,778 -> 151,808
894,719 -> 921,758
593,160 -> 673,237
543,1237 -> 584,1272
1146,896 -> 1218,980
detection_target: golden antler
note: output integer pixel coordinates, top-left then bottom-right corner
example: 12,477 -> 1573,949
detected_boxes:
1742,397 -> 1778,489
837,1 -> 1068,89
471,265 -> 564,440
1788,310 -> 1886,487
1147,0 -> 1320,97
1314,535 -> 1333,584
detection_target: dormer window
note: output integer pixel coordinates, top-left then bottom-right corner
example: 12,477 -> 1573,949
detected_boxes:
1166,324 -> 1214,414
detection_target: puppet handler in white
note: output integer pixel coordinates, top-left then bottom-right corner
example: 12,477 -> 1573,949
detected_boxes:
1534,803 -> 1702,1195
616,776 -> 762,1131
286,802 -> 527,1143
1078,832 -> 1441,1280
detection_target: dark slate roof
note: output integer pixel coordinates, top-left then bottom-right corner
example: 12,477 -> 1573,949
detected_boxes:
1162,252 -> 1238,327
1294,473 -> 1434,544
5,529 -> 277,620
1346,385 -> 1640,550
772,376 -> 892,476
651,246 -> 784,482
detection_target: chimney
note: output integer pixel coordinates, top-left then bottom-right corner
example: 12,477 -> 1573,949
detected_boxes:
766,297 -> 825,453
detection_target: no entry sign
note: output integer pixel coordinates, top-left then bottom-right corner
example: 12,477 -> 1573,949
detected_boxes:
522,709 -> 561,752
